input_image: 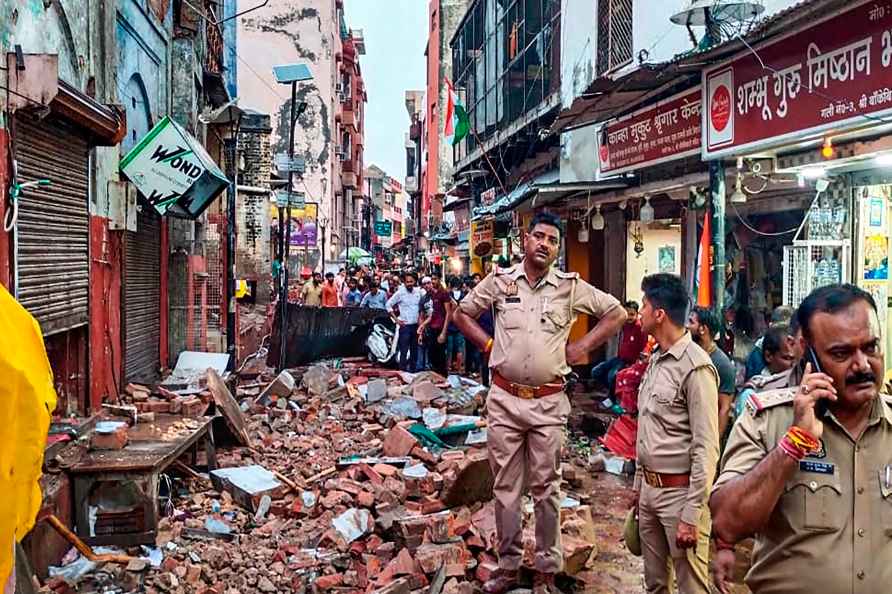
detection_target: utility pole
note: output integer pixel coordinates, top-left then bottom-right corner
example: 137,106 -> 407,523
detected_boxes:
710,160 -> 726,316
272,62 -> 312,372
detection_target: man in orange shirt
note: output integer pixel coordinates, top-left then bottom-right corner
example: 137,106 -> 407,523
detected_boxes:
322,272 -> 340,307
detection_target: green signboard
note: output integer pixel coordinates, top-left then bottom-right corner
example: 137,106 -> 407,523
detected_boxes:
374,220 -> 392,236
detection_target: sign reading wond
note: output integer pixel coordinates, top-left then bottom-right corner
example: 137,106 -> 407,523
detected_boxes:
120,116 -> 229,219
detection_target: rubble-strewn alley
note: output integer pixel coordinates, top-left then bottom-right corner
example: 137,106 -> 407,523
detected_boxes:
33,356 -> 661,594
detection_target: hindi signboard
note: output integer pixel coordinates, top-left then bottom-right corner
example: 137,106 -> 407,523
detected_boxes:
598,88 -> 702,175
481,187 -> 497,206
704,1 -> 892,158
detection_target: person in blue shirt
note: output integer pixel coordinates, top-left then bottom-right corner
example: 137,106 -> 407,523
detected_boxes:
360,280 -> 388,309
344,277 -> 363,307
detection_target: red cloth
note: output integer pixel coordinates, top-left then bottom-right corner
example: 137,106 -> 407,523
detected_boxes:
617,320 -> 646,363
321,282 -> 340,307
614,358 -> 648,414
427,287 -> 449,330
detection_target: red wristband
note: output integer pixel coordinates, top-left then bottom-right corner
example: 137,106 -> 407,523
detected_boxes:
714,537 -> 736,551
778,435 -> 807,461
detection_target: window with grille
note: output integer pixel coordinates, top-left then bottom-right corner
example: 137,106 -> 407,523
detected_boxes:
597,0 -> 633,76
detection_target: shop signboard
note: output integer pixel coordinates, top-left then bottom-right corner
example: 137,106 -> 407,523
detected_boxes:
481,187 -> 497,206
471,219 -> 495,257
270,202 -> 318,247
374,220 -> 392,236
120,116 -> 229,218
704,1 -> 892,159
598,88 -> 701,175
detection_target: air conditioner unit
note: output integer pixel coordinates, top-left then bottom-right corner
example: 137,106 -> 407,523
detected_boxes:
335,83 -> 343,94
336,150 -> 348,161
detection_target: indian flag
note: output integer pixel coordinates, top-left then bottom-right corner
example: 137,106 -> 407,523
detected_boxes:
444,78 -> 470,146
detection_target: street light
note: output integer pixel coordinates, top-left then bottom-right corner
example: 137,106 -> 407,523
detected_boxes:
273,62 -> 313,372
319,215 -> 329,272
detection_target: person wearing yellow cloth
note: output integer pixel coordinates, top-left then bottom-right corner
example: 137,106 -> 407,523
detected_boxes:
0,285 -> 57,593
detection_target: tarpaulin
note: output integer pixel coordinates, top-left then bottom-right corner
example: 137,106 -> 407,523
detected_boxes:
267,305 -> 388,367
0,286 -> 57,589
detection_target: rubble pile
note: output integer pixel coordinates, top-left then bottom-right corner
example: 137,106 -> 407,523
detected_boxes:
45,359 -> 608,594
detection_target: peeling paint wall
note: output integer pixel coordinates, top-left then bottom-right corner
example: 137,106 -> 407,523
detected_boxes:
238,0 -> 339,266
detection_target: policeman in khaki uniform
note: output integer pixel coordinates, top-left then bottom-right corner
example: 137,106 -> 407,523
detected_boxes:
453,212 -> 626,594
711,285 -> 892,594
633,274 -> 719,594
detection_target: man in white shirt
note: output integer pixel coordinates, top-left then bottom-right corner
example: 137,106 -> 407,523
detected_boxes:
386,271 -> 426,371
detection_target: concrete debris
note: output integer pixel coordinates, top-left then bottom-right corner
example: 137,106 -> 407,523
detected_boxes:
44,356 -> 622,594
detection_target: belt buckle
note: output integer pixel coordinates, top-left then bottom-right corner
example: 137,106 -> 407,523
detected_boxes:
515,384 -> 536,399
645,470 -> 662,488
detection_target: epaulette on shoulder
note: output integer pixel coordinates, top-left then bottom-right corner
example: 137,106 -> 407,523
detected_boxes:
746,388 -> 796,417
553,270 -> 580,280
882,393 -> 892,407
494,265 -> 516,276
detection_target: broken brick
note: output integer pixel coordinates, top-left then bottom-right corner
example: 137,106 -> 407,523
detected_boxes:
314,573 -> 344,590
386,548 -> 418,576
414,542 -> 468,574
372,463 -> 399,478
357,491 -> 375,508
382,425 -> 418,457
181,396 -> 208,417
91,425 -> 129,450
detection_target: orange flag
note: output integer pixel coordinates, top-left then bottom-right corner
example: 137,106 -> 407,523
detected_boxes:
696,210 -> 713,307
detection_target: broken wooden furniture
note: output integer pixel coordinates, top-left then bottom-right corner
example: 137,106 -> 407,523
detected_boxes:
67,415 -> 217,546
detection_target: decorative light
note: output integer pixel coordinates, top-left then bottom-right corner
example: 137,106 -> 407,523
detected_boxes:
449,257 -> 463,274
578,227 -> 589,243
730,173 -> 747,203
590,205 -> 605,231
821,137 -> 834,159
640,196 -> 655,224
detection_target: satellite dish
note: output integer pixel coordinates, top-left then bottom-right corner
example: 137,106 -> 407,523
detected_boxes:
670,0 -> 764,26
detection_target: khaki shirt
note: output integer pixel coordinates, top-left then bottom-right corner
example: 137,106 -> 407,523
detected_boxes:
635,333 -> 720,525
458,262 -> 621,386
301,283 -> 323,306
715,392 -> 892,594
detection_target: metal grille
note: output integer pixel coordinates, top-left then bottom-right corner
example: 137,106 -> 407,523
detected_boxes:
124,207 -> 161,383
783,241 -> 851,308
205,215 -> 226,351
597,0 -> 634,76
14,115 -> 90,335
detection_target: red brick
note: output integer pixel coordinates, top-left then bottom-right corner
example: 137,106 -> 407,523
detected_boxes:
161,557 -> 179,572
325,478 -> 365,496
414,542 -> 468,574
365,534 -> 384,551
386,548 -> 418,576
185,564 -> 202,584
358,463 -> 384,485
357,491 -> 375,508
169,398 -> 183,415
347,375 -> 369,386
314,573 -> 344,590
181,397 -> 207,417
372,463 -> 399,477
91,426 -> 129,450
407,572 -> 429,590
126,383 -> 151,397
382,425 -> 418,457
428,513 -> 452,543
156,386 -> 180,400
136,400 -> 170,414
411,444 -> 437,464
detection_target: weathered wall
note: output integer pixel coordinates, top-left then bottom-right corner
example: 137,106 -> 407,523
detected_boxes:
238,0 -> 339,268
237,112 -> 273,293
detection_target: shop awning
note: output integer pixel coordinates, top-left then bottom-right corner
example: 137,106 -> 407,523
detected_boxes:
120,116 -> 230,219
473,169 -> 560,218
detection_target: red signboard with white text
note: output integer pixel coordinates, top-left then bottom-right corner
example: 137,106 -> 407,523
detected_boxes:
704,0 -> 892,158
598,88 -> 702,175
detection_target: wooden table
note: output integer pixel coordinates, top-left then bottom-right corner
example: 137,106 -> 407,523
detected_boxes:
67,415 -> 217,546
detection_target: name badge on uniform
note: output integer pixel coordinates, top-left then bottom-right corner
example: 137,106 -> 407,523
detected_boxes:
506,281 -> 518,296
799,460 -> 835,475
505,297 -> 521,304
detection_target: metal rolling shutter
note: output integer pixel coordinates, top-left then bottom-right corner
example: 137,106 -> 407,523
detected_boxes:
14,116 -> 90,335
124,207 -> 162,383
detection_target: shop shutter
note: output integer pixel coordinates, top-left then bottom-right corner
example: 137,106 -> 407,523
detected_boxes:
14,115 -> 90,335
124,207 -> 162,383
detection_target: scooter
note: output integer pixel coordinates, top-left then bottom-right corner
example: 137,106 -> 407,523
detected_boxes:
366,314 -> 400,365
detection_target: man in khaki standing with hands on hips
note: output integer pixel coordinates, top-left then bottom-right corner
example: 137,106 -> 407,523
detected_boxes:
453,212 -> 626,594
633,273 -> 719,594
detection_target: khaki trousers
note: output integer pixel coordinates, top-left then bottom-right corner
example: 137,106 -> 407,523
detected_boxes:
638,483 -> 711,594
486,384 -> 570,573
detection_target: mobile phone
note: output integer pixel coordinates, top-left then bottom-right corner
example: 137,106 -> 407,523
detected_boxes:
806,346 -> 830,418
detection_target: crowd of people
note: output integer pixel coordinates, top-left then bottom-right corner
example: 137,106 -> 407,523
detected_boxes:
291,264 -> 491,380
